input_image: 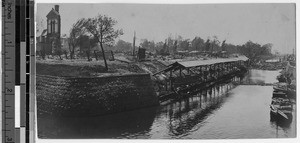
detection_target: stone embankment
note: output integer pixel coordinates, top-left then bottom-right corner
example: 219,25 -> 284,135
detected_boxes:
37,74 -> 159,116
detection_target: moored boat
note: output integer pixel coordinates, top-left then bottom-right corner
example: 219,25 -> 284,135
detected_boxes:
273,82 -> 288,92
273,82 -> 296,99
270,97 -> 293,121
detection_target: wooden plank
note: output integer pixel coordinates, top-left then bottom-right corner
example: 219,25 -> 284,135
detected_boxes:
278,110 -> 288,119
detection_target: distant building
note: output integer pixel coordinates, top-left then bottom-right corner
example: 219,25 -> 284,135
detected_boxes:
36,5 -> 61,55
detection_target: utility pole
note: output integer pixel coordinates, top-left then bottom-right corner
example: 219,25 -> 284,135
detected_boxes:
132,31 -> 136,56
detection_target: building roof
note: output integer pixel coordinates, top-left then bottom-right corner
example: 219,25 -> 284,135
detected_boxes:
176,56 -> 249,68
46,8 -> 60,18
153,56 -> 249,75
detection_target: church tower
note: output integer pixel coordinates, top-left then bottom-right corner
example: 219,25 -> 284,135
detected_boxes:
46,5 -> 61,54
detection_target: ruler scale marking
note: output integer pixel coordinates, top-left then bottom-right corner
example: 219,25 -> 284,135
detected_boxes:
2,0 -> 35,142
3,1 -> 16,143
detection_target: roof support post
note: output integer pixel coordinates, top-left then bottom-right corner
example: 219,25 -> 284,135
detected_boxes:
218,63 -> 220,78
214,64 -> 216,78
222,62 -> 225,76
179,68 -> 182,77
170,70 -> 173,90
228,62 -> 230,72
220,63 -> 222,77
218,63 -> 221,77
217,63 -> 219,78
207,65 -> 210,81
165,80 -> 168,91
210,64 -> 213,81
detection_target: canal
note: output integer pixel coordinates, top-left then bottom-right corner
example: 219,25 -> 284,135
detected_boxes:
37,70 -> 296,139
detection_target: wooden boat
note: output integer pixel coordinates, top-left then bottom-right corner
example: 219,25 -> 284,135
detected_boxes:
273,82 -> 296,99
273,82 -> 288,92
273,91 -> 288,98
270,97 -> 293,121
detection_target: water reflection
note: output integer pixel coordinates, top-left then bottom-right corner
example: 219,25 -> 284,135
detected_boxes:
163,83 -> 236,137
38,106 -> 157,139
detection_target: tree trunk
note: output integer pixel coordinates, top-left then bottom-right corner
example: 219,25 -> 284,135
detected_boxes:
100,42 -> 108,71
70,51 -> 74,59
64,50 -> 68,59
94,50 -> 98,61
86,51 -> 91,61
41,48 -> 46,59
69,44 -> 74,59
110,51 -> 114,61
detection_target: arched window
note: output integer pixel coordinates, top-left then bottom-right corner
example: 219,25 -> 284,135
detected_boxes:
50,20 -> 53,33
55,19 -> 58,33
52,20 -> 54,33
47,20 -> 51,33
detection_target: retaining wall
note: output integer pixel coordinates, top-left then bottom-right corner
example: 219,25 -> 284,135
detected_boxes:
36,74 -> 159,116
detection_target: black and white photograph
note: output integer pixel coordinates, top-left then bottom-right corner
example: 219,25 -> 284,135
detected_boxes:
35,1 -> 297,142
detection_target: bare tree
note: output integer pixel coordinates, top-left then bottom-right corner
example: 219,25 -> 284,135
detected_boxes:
221,40 -> 226,51
68,19 -> 85,59
80,14 -> 123,71
36,16 -> 45,35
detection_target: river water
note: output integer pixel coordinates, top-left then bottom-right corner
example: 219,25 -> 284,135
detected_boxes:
37,70 -> 296,139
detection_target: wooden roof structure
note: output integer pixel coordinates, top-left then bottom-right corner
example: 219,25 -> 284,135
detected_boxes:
153,56 -> 248,76
177,56 -> 248,68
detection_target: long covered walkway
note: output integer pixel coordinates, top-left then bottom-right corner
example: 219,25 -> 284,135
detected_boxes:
153,56 -> 249,98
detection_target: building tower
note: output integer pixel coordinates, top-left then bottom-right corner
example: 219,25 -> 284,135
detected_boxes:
46,5 -> 61,54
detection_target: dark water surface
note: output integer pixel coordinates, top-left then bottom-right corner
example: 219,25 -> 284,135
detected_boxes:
37,70 -> 296,139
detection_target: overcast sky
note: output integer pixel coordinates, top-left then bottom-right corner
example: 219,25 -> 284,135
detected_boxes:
36,3 -> 295,54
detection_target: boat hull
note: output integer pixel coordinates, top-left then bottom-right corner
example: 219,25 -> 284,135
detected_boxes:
270,104 -> 293,122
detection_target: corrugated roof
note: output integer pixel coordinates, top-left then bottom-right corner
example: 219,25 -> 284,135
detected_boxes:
153,56 -> 249,75
177,56 -> 248,68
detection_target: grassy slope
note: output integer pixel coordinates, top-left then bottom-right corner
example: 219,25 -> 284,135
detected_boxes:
36,59 -> 167,77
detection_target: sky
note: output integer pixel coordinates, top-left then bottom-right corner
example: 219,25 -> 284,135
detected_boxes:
36,3 -> 296,54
